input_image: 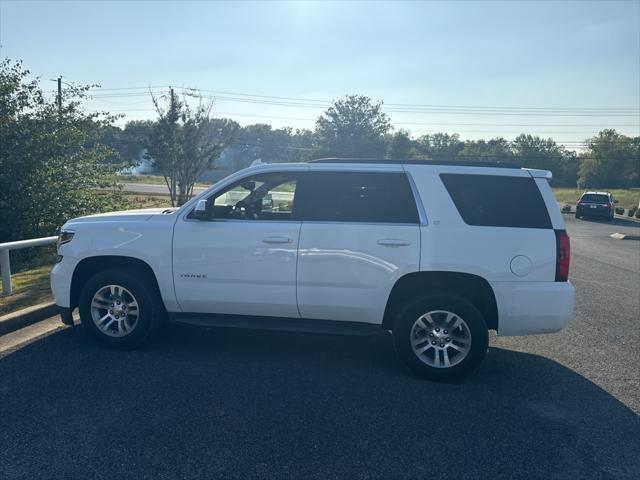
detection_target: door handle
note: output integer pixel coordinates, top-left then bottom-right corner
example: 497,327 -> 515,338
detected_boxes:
377,238 -> 411,247
262,236 -> 292,244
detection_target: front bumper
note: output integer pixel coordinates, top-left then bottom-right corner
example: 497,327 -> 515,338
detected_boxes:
50,255 -> 79,309
491,281 -> 575,336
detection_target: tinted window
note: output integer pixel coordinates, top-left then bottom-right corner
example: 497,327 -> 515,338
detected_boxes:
440,173 -> 552,229
298,172 -> 419,223
580,194 -> 609,203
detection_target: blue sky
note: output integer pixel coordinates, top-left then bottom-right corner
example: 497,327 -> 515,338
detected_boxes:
1,0 -> 639,145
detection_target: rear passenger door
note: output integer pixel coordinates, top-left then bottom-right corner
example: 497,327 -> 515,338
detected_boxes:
295,168 -> 422,325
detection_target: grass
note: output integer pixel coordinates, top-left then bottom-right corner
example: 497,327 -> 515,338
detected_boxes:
552,188 -> 640,210
123,193 -> 173,209
113,174 -> 210,188
0,265 -> 53,316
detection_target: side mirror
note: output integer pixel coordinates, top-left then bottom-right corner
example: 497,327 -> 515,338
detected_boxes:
192,199 -> 212,220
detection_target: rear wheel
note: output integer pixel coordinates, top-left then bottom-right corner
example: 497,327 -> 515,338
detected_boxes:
393,293 -> 488,381
78,268 -> 163,349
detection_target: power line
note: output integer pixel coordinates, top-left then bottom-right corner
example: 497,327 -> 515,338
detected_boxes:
95,106 -> 640,129
85,85 -> 639,112
83,88 -> 640,117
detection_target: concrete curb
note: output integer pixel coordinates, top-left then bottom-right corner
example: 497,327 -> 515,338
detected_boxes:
610,233 -> 640,241
0,302 -> 59,336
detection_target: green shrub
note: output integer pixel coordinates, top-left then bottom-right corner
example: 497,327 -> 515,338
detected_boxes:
615,207 -> 625,215
561,204 -> 572,213
629,206 -> 638,217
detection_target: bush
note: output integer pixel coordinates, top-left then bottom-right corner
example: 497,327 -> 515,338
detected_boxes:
615,207 -> 625,215
629,206 -> 638,217
1,59 -> 124,247
636,209 -> 640,219
561,204 -> 572,213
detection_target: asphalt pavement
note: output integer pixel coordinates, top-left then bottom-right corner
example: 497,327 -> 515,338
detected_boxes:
1,215 -> 639,479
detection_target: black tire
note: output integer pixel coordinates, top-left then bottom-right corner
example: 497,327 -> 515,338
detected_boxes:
78,268 -> 163,349
393,292 -> 488,381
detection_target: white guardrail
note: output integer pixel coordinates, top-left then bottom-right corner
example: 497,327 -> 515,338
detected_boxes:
0,236 -> 57,296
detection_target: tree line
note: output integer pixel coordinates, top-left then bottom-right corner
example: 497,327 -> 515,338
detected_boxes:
100,93 -> 639,205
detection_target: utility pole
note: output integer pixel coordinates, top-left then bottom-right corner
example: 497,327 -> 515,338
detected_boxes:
169,86 -> 177,206
57,76 -> 62,119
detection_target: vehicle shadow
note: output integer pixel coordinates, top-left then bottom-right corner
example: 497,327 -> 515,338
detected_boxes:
1,326 -> 639,479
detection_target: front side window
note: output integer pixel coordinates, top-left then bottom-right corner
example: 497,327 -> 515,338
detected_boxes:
206,172 -> 299,221
296,171 -> 419,224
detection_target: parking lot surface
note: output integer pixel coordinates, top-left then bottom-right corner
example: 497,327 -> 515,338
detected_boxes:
1,215 -> 639,479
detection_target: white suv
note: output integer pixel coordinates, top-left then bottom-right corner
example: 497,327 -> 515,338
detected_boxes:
51,159 -> 575,380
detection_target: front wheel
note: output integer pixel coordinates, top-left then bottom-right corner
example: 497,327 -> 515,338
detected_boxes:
393,293 -> 488,381
78,268 -> 163,349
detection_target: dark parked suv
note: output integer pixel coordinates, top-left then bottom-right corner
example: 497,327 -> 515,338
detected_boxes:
575,191 -> 617,221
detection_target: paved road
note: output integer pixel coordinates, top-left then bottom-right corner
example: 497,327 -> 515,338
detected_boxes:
1,215 -> 639,479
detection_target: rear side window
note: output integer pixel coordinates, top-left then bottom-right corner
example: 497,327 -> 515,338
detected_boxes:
440,173 -> 552,229
297,172 -> 419,223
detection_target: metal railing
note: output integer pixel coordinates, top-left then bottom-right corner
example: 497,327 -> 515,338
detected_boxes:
0,236 -> 57,296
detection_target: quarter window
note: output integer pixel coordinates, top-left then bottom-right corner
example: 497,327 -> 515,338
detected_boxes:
440,173 -> 552,229
297,172 -> 419,224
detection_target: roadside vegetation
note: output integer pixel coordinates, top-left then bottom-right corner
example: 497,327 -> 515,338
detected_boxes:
0,59 -> 127,253
0,266 -> 52,316
553,188 -> 640,210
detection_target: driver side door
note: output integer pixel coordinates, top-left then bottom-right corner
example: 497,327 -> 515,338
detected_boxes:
172,170 -> 304,318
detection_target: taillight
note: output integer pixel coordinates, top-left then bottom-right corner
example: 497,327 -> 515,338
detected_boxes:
555,230 -> 570,282
604,204 -> 611,209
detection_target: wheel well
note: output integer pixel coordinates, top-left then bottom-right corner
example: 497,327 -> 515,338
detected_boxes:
70,256 -> 161,309
382,272 -> 498,331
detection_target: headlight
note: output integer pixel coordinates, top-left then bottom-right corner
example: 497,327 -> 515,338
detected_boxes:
57,230 -> 75,250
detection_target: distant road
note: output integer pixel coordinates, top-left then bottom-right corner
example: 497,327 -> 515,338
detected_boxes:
121,183 -> 209,195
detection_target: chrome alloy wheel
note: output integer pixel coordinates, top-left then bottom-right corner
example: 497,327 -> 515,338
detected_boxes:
90,285 -> 139,337
410,310 -> 472,368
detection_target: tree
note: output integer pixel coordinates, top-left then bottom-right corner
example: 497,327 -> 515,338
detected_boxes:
460,137 -> 514,163
145,89 -> 230,206
388,129 -> 415,159
314,95 -> 391,157
415,133 -> 464,160
578,129 -> 639,188
512,134 -> 578,186
0,59 -> 122,245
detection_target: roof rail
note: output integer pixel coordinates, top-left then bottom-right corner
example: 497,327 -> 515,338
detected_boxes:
308,158 -> 521,169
